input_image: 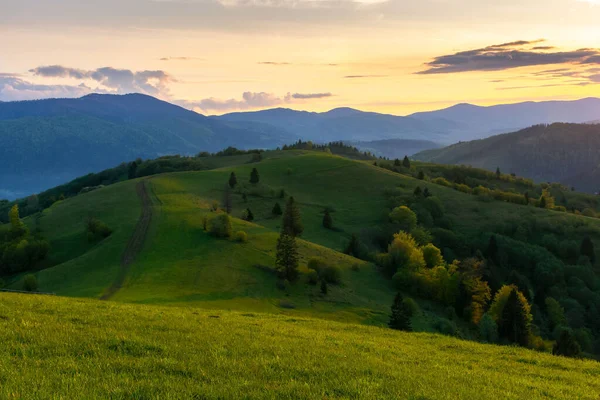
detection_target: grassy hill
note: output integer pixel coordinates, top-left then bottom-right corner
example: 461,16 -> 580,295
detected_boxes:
4,149 -> 600,354
1,292 -> 598,399
414,123 -> 600,193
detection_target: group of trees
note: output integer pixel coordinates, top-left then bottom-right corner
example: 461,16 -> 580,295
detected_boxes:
0,205 -> 49,276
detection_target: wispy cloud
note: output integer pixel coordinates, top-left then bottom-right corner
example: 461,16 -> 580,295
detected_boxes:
290,92 -> 332,99
159,56 -> 204,61
344,74 -> 388,79
418,40 -> 600,74
181,91 -> 333,112
0,75 -> 94,101
258,61 -> 291,65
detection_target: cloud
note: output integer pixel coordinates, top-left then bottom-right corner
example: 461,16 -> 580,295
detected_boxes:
344,75 -> 388,78
418,41 -> 600,74
0,75 -> 93,101
258,61 -> 291,65
290,92 -> 332,99
159,57 -> 203,61
30,65 -> 175,97
532,46 -> 555,50
213,0 -> 389,8
182,90 -> 333,112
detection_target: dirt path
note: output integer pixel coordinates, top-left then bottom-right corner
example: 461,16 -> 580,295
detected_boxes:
100,180 -> 153,300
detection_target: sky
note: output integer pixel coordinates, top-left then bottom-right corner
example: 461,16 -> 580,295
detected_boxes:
1,0 -> 600,115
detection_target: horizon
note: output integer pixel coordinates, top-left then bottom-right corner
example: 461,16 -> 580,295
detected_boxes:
3,0 -> 600,115
3,91 -> 600,117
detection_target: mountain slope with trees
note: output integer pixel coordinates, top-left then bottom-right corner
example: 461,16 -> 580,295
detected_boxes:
414,123 -> 600,193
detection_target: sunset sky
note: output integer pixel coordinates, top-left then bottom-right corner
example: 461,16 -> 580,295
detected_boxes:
1,0 -> 600,114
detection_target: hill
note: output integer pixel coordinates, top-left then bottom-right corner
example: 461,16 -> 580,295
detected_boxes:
350,138 -> 441,158
0,292 -> 597,399
2,149 -> 600,358
216,107 -> 457,143
410,98 -> 600,141
413,123 -> 600,193
0,94 -> 293,199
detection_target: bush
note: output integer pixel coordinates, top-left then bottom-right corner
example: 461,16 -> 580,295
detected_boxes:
208,213 -> 232,238
23,274 -> 38,292
422,243 -> 443,268
434,318 -> 461,337
306,269 -> 319,285
235,231 -> 248,243
86,217 -> 112,242
402,297 -> 420,317
321,265 -> 342,285
389,206 -> 417,232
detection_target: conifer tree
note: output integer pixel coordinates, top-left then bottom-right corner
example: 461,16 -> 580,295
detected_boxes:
128,161 -> 138,180
553,329 -> 581,358
402,156 -> 411,168
344,234 -> 361,258
250,168 -> 260,184
496,167 -> 501,178
229,172 -> 238,188
389,292 -> 412,331
498,288 -> 531,346
539,196 -> 547,209
413,186 -> 422,197
322,209 -> 333,229
245,208 -> 254,222
417,170 -> 425,180
222,184 -> 233,214
272,202 -> 283,216
423,187 -> 431,198
581,236 -> 595,264
282,196 -> 303,237
394,158 -> 401,166
275,233 -> 299,282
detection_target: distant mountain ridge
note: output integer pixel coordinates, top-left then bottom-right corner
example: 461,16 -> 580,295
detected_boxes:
413,123 -> 600,193
0,94 -> 294,199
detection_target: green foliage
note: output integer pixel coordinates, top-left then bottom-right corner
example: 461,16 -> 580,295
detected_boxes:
242,208 -> 254,222
229,172 -> 238,188
86,217 -> 113,242
272,202 -> 283,216
320,265 -> 342,285
306,269 -> 319,285
479,313 -> 498,343
386,232 -> 425,276
235,231 -> 248,243
282,197 -> 303,237
402,156 -> 411,169
493,286 -> 532,346
389,292 -> 412,331
250,168 -> 260,184
422,243 -> 443,268
275,233 -> 299,282
320,280 -> 328,295
208,213 -> 233,238
388,206 -> 417,232
23,274 -> 38,292
580,236 -> 595,264
553,329 -> 581,358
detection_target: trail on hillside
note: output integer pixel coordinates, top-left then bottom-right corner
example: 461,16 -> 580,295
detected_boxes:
100,180 -> 153,300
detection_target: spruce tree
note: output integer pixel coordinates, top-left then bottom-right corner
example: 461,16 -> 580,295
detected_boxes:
394,158 -> 401,167
553,329 -> 581,358
423,187 -> 431,198
222,184 -> 233,214
413,186 -> 422,197
389,292 -> 412,331
417,170 -> 425,180
272,202 -> 283,216
275,233 -> 299,282
322,209 -> 333,229
344,234 -> 361,258
128,161 -> 138,180
229,172 -> 238,188
496,167 -> 501,178
402,156 -> 411,168
282,196 -> 303,237
250,168 -> 260,184
498,288 -> 530,346
581,236 -> 595,264
245,208 -> 254,222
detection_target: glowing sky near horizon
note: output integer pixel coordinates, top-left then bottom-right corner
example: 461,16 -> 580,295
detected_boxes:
1,0 -> 599,114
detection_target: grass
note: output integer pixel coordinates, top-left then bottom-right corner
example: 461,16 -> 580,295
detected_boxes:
0,292 -> 598,399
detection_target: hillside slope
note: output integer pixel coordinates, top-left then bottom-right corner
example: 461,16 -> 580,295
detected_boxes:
0,94 -> 293,199
414,123 -> 600,193
0,292 -> 598,399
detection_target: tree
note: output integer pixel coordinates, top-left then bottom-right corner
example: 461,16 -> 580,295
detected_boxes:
413,186 -> 422,197
8,205 -> 28,239
417,170 -> 425,180
496,286 -> 532,346
322,209 -> 333,229
394,158 -> 401,167
275,233 -> 299,282
402,156 -> 411,168
243,208 -> 254,222
539,196 -> 547,209
208,213 -> 232,238
23,274 -> 38,292
545,297 -> 566,330
128,161 -> 138,180
272,202 -> 283,216
228,172 -> 238,188
422,243 -> 443,268
282,196 -> 303,237
422,188 -> 431,198
496,167 -> 501,178
553,329 -> 581,358
222,184 -> 233,214
580,236 -> 595,264
389,206 -> 417,232
487,235 -> 498,263
479,313 -> 498,343
250,168 -> 260,184
344,234 -> 362,258
320,280 -> 328,295
389,292 -> 412,331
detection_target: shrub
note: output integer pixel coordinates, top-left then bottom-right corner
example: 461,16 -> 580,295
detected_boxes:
306,269 -> 319,285
402,297 -> 420,317
432,177 -> 452,187
235,231 -> 248,243
272,202 -> 283,216
321,265 -> 342,285
388,206 -> 417,232
307,258 -> 327,276
86,217 -> 112,242
23,274 -> 38,292
422,243 -> 443,268
208,213 -> 232,238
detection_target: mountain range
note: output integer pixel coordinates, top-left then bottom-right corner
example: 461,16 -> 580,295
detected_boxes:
2,93 -> 600,199
414,123 -> 600,193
